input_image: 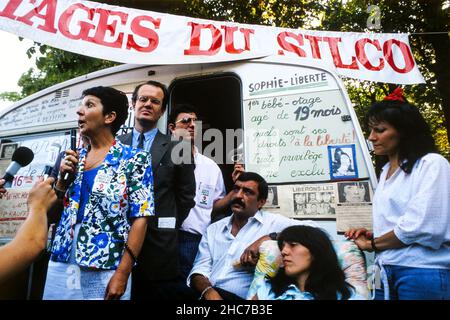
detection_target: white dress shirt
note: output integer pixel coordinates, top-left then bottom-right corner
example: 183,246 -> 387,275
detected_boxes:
187,210 -> 317,299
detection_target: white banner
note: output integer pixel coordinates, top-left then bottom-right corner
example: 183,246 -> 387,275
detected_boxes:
0,0 -> 424,84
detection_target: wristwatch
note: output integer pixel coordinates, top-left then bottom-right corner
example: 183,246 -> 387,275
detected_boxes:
269,232 -> 278,241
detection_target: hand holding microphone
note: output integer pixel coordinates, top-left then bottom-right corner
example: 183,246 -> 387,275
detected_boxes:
56,149 -> 79,190
1,146 -> 34,188
43,142 -> 61,181
63,129 -> 77,181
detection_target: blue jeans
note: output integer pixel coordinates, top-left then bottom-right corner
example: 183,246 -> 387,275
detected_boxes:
375,265 -> 450,300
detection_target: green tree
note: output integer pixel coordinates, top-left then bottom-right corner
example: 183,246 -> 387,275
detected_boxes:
319,0 -> 449,158
13,43 -> 117,99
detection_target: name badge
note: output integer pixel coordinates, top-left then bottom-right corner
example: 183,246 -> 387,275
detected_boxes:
92,171 -> 112,194
197,183 -> 214,209
158,217 -> 176,229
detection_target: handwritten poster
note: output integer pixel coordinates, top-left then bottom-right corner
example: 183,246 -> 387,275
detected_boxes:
242,66 -> 369,184
0,94 -> 82,134
0,133 -> 71,189
0,189 -> 30,238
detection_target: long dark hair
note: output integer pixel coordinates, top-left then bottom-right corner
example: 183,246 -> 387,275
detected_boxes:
366,100 -> 437,174
269,225 -> 352,300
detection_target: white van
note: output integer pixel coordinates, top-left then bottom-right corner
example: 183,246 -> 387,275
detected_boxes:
0,56 -> 378,298
0,56 -> 377,235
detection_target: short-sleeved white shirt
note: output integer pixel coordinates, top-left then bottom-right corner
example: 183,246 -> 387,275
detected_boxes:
180,151 -> 226,235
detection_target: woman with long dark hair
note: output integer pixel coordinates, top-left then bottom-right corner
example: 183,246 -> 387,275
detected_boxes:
252,225 -> 356,300
345,88 -> 450,300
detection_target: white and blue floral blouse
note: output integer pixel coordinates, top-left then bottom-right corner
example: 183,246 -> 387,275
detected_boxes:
50,139 -> 154,270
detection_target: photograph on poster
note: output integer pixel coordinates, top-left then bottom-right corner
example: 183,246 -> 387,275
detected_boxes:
291,185 -> 337,219
264,186 -> 280,208
337,181 -> 371,203
328,144 -> 358,180
0,142 -> 18,159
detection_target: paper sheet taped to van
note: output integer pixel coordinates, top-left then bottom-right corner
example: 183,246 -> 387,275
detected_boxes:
241,64 -> 369,184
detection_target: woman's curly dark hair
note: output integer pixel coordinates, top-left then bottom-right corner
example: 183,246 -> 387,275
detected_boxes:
269,225 -> 353,300
366,100 -> 437,174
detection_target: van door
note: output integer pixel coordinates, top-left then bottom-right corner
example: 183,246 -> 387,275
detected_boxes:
234,58 -> 376,237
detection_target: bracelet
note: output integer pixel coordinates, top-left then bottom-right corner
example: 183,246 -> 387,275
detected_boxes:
124,243 -> 138,263
199,286 -> 213,300
371,237 -> 379,252
53,186 -> 67,199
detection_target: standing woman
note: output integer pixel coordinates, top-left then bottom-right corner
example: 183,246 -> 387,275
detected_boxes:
345,88 -> 450,300
43,86 -> 154,300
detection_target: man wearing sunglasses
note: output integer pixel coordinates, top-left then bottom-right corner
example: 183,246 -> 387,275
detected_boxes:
167,104 -> 232,293
118,81 -> 196,300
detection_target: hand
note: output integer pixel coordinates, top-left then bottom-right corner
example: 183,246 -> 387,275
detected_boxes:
104,270 -> 129,300
353,234 -> 372,252
57,150 -> 79,189
203,288 -> 223,300
0,179 -> 6,198
232,163 -> 245,183
344,227 -> 373,240
239,235 -> 270,267
27,177 -> 57,213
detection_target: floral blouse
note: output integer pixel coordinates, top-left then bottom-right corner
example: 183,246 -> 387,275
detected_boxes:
50,140 -> 154,269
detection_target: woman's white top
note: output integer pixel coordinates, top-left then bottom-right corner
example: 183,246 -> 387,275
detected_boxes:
373,153 -> 450,269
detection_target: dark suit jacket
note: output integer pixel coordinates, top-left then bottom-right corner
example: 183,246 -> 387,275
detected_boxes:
118,130 -> 196,280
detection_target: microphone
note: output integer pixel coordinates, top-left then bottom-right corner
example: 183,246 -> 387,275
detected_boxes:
2,146 -> 34,188
43,142 -> 61,180
63,129 -> 77,180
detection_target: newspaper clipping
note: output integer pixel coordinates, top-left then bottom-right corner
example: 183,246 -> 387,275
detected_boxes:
262,181 -> 373,230
335,181 -> 373,232
288,183 -> 336,219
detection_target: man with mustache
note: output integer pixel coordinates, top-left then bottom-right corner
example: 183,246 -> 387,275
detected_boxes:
188,172 -> 317,300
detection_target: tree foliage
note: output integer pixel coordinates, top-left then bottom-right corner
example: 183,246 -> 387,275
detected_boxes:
12,42 -> 117,99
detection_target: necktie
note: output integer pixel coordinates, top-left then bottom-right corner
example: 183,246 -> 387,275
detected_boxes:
137,133 -> 145,149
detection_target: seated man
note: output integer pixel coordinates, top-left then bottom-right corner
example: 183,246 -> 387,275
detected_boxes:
188,172 -> 316,300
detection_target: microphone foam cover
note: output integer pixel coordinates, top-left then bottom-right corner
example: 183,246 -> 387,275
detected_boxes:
11,146 -> 34,167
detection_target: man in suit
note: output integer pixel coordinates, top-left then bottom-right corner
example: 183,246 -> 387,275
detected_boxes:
118,80 -> 196,300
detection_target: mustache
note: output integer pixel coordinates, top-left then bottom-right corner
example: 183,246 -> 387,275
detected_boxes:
231,198 -> 245,208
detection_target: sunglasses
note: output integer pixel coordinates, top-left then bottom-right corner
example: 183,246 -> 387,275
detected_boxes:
175,117 -> 198,124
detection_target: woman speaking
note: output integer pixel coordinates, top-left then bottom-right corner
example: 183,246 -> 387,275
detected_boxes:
43,86 -> 154,300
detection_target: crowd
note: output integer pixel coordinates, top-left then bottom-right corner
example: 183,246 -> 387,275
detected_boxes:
0,85 -> 448,300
